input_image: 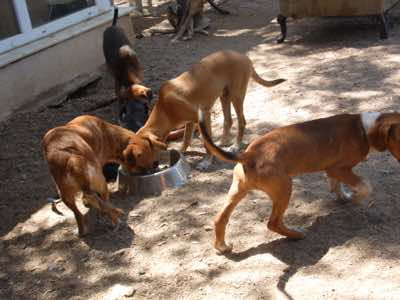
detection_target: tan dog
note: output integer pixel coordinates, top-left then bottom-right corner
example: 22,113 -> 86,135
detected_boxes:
171,0 -> 229,42
149,0 -> 229,41
198,110 -> 400,254
42,115 -> 166,236
136,50 -> 285,168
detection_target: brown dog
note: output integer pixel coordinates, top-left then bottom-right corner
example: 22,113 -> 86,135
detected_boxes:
198,110 -> 400,253
103,7 -> 152,104
42,115 -> 166,236
136,50 -> 285,168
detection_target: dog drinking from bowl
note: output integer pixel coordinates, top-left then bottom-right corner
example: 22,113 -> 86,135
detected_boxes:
42,115 -> 166,237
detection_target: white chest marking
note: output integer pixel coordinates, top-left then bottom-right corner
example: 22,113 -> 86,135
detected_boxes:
361,112 -> 381,134
119,45 -> 135,58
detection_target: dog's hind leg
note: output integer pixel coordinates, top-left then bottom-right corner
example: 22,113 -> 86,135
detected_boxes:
59,186 -> 89,237
172,16 -> 191,41
219,90 -> 233,147
83,165 -> 123,227
181,122 -> 195,152
172,0 -> 202,42
259,172 -> 305,239
214,163 -> 248,254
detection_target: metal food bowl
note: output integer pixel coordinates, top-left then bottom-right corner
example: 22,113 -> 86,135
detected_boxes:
117,149 -> 191,197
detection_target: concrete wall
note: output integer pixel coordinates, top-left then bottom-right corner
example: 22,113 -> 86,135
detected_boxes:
0,13 -> 135,121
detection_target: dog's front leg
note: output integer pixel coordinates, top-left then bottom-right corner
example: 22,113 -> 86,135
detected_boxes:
327,168 -> 371,205
219,94 -> 233,147
197,111 -> 215,170
180,122 -> 195,152
327,177 -> 350,202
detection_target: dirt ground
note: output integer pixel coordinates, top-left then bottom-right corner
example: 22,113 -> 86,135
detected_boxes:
1,0 -> 400,299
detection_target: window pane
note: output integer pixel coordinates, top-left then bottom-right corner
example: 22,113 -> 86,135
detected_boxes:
0,1 -> 20,41
26,0 -> 95,28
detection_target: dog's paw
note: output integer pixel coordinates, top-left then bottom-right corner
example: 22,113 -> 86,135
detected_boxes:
224,143 -> 245,153
198,29 -> 209,36
351,181 -> 372,205
215,243 -> 233,255
170,37 -> 179,43
182,35 -> 193,41
287,227 -> 306,240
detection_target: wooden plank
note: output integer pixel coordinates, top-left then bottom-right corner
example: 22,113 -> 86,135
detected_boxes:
280,0 -> 398,18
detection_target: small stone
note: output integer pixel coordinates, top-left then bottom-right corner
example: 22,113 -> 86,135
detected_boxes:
115,249 -> 126,256
48,264 -> 65,272
204,226 -> 212,232
0,271 -> 8,280
124,288 -> 136,297
129,213 -> 141,218
48,264 -> 58,272
190,201 -> 198,207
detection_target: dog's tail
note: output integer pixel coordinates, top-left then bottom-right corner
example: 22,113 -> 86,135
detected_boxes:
251,66 -> 286,87
112,6 -> 119,26
198,109 -> 242,163
207,0 -> 230,15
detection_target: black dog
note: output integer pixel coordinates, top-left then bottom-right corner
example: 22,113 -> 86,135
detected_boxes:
102,7 -> 152,181
103,7 -> 152,103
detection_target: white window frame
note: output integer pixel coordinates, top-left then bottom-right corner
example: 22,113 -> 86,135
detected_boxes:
0,0 -> 111,54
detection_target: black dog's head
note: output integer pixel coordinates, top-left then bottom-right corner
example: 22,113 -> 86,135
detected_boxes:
119,99 -> 149,133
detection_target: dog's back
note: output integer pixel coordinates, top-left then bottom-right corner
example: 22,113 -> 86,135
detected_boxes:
103,7 -> 142,86
43,116 -> 107,165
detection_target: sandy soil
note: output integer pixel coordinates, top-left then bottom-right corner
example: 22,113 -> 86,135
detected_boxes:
1,1 -> 400,299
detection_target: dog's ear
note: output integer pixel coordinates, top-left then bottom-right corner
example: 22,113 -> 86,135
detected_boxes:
389,124 -> 400,141
370,123 -> 396,151
144,134 -> 167,150
130,85 -> 153,101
